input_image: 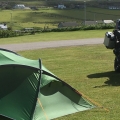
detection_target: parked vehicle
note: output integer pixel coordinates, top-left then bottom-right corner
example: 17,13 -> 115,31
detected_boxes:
115,19 -> 120,30
104,29 -> 120,72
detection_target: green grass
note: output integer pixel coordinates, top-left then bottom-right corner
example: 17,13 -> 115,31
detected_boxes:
0,1 -> 120,119
0,7 -> 119,30
18,44 -> 120,120
0,29 -> 112,44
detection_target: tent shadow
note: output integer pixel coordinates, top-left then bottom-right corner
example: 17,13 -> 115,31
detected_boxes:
87,71 -> 120,87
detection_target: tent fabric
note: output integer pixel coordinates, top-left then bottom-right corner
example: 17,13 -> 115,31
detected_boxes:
0,48 -> 95,120
33,81 -> 94,120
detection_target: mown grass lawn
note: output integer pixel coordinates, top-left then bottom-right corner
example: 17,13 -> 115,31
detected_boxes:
18,44 -> 120,120
0,29 -> 112,44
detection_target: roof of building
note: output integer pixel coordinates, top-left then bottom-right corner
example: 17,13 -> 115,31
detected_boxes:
0,24 -> 7,29
103,20 -> 114,24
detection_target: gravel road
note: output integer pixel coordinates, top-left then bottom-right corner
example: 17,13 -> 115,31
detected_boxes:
0,38 -> 104,52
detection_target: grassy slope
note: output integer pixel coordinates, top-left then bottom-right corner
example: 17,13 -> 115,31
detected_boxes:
0,7 -> 119,30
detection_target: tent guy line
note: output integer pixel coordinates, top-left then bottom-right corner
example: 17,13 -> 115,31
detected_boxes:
37,98 -> 49,120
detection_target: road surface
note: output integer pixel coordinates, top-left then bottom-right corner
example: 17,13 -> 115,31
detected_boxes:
0,38 -> 104,52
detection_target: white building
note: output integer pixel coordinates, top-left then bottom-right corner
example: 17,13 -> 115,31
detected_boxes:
58,5 -> 66,9
0,24 -> 7,30
103,20 -> 114,24
14,4 -> 25,9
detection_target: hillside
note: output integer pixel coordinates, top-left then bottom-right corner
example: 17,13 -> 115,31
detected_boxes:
0,0 -> 119,30
0,0 -> 120,8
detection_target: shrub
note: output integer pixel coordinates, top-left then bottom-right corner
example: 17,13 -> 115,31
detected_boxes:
0,24 -> 115,38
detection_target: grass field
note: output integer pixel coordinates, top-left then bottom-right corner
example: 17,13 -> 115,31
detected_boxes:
0,29 -> 112,44
0,7 -> 119,30
0,24 -> 119,120
0,2 -> 120,119
18,44 -> 120,120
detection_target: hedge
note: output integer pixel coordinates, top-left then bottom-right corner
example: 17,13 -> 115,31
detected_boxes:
0,23 -> 115,38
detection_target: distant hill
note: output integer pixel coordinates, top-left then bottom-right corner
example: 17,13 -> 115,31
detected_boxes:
0,0 -> 120,8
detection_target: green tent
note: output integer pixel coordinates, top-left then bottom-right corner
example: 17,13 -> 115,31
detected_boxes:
0,48 -> 95,120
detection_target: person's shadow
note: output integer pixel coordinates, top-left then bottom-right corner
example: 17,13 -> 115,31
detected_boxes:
87,71 -> 120,87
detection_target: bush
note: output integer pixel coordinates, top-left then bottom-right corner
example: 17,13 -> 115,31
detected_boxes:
0,24 -> 115,38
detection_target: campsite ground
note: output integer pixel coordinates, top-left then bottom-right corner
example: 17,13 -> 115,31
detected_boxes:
2,37 -> 120,120
0,28 -> 118,120
18,43 -> 120,120
0,1 -> 120,119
